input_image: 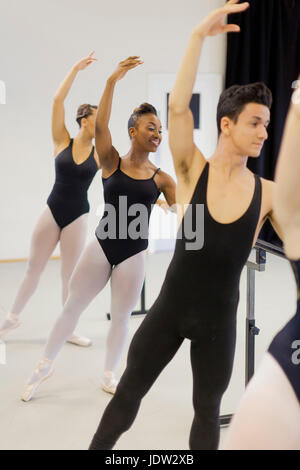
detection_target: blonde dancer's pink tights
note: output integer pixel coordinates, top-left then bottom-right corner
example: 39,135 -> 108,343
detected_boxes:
0,206 -> 88,333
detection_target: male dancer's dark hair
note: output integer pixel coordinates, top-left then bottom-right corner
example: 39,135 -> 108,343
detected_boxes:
217,82 -> 272,135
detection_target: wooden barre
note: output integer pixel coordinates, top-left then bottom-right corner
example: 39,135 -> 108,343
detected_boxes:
0,256 -> 61,264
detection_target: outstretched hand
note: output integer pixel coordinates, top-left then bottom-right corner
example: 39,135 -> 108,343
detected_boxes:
194,0 -> 249,38
74,51 -> 98,71
109,56 -> 143,82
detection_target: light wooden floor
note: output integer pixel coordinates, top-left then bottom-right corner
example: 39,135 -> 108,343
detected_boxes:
0,250 -> 294,450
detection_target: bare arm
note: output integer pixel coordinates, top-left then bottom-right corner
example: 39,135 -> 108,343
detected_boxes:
95,57 -> 143,172
52,52 -> 97,154
259,180 -> 284,241
274,84 -> 300,259
168,0 -> 249,177
156,199 -> 170,214
93,149 -> 102,169
156,172 -> 177,212
268,210 -> 284,242
168,32 -> 205,176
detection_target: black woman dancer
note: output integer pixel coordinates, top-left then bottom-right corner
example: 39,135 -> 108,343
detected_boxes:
21,57 -> 176,401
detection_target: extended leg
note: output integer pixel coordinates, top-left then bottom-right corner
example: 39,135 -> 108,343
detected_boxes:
59,213 -> 88,304
21,239 -> 112,401
44,238 -> 111,360
224,353 -> 300,450
11,207 -> 60,314
89,298 -> 184,450
0,207 -> 60,340
59,214 -> 92,347
189,321 -> 236,450
104,250 -> 146,374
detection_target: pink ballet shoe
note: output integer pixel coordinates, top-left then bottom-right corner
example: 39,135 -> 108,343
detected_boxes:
21,358 -> 54,402
101,371 -> 118,395
67,334 -> 92,347
0,313 -> 21,340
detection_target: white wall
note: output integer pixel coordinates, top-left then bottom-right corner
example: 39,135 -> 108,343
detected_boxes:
0,0 -> 226,259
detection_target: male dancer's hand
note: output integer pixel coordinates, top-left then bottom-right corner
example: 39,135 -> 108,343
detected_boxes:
194,0 -> 249,38
74,51 -> 98,71
109,56 -> 143,83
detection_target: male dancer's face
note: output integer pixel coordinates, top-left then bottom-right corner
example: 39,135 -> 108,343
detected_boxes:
227,103 -> 270,158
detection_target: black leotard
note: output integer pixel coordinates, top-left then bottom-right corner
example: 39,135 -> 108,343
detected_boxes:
47,139 -> 98,229
95,157 -> 161,266
89,161 -> 262,450
268,259 -> 300,402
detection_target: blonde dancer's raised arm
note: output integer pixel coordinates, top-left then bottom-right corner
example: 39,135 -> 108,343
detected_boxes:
274,84 -> 300,259
52,52 -> 97,151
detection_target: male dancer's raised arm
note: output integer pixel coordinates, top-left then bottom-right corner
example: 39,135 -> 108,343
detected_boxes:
168,0 -> 249,180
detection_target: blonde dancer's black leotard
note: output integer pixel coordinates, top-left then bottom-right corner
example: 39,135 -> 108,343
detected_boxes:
95,157 -> 161,266
47,139 -> 98,229
89,161 -> 262,450
268,260 -> 300,402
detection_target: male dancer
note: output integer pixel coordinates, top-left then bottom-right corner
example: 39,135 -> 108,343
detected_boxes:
89,0 -> 283,450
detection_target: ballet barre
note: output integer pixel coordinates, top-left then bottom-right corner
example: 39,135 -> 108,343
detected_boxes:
220,239 -> 285,426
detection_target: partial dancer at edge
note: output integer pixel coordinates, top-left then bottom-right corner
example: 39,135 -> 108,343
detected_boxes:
0,53 -> 101,347
225,83 -> 300,450
21,57 -> 176,401
88,1 -> 284,451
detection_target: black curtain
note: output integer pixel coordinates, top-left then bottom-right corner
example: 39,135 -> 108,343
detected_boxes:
226,0 -> 300,246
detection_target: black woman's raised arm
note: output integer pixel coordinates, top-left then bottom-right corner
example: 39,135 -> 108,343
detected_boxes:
95,56 -> 143,172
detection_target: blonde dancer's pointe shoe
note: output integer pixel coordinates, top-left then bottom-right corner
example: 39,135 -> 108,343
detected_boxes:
0,313 -> 21,340
67,334 -> 92,347
21,358 -> 54,402
101,371 -> 118,395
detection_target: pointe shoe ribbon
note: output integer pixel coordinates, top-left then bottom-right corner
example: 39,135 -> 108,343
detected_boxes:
21,358 -> 54,402
0,313 -> 21,340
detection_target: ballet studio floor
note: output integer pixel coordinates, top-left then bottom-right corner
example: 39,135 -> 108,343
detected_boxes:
0,248 -> 295,450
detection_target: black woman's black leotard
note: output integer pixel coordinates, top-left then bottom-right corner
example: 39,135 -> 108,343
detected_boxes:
268,259 -> 300,403
47,139 -> 98,229
89,161 -> 262,450
95,157 -> 161,266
